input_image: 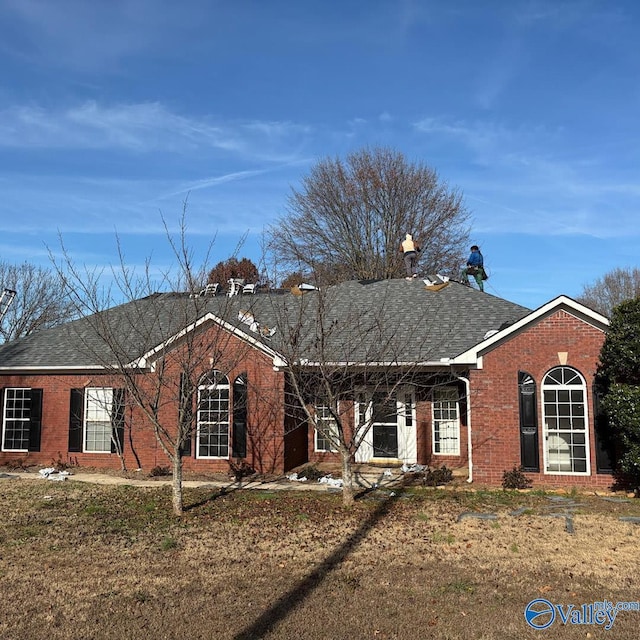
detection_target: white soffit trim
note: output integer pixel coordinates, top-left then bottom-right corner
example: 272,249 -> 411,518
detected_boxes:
450,295 -> 610,366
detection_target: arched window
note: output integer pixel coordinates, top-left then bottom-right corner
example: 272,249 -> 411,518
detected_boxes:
542,367 -> 589,474
197,371 -> 230,459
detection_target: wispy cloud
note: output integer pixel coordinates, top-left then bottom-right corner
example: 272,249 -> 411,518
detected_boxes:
413,116 -> 525,158
0,101 -> 312,161
413,113 -> 640,240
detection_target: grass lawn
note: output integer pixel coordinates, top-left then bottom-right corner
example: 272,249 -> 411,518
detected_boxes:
0,478 -> 639,639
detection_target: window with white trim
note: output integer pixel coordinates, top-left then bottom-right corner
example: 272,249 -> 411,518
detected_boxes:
2,388 -> 31,451
432,387 -> 460,455
314,402 -> 338,452
197,371 -> 230,459
84,388 -> 114,453
542,367 -> 589,474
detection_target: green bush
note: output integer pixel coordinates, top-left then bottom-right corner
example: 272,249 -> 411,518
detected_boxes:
598,298 -> 640,490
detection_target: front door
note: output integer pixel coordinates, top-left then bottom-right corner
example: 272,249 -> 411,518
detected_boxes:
355,388 -> 416,463
372,392 -> 399,457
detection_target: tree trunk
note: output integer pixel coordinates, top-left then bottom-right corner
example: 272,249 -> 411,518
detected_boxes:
340,448 -> 355,506
171,454 -> 184,516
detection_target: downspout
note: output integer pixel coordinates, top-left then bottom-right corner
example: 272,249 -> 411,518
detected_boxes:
455,373 -> 473,483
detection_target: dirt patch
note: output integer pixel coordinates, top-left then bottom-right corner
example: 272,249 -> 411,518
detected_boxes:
0,481 -> 639,639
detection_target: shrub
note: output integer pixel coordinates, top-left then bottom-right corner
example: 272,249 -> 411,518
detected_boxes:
296,464 -> 325,481
51,452 -> 75,471
423,465 -> 454,487
502,466 -> 532,490
228,460 -> 256,480
5,457 -> 29,471
149,465 -> 171,477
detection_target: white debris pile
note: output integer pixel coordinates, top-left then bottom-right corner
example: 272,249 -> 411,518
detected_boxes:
38,467 -> 71,481
318,475 -> 343,488
401,463 -> 427,474
286,472 -> 308,482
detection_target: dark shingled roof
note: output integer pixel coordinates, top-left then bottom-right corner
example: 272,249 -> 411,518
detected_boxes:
0,279 -> 531,369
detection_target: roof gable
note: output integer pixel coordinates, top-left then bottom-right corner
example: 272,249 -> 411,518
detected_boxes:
450,295 -> 609,365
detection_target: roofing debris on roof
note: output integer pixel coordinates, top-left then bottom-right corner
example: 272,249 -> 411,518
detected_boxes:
238,309 -> 276,339
290,283 -> 320,296
423,274 -> 450,291
0,278 -> 532,369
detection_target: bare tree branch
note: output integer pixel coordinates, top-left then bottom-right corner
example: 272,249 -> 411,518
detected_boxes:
0,262 -> 77,343
577,267 -> 640,317
267,147 -> 470,284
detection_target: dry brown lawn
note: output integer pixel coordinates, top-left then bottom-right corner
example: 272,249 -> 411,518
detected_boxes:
0,477 -> 639,640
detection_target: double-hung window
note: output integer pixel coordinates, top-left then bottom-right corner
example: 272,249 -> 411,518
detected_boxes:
432,387 -> 460,455
84,388 -> 114,453
314,402 -> 338,452
2,388 -> 43,452
197,371 -> 230,459
68,387 -> 125,454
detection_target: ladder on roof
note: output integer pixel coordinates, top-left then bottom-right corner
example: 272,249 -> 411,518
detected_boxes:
0,288 -> 16,322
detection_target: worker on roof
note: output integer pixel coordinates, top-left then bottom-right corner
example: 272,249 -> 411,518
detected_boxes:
400,233 -> 421,280
462,245 -> 487,292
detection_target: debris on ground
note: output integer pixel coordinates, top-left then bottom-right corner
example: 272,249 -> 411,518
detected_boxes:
286,472 -> 308,482
318,475 -> 343,488
38,468 -> 71,481
401,463 -> 427,474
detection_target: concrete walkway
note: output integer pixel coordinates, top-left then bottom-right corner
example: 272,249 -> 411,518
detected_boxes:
1,467 -> 405,493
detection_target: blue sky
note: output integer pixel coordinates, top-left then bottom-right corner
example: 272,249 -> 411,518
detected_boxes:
1,0 -> 638,311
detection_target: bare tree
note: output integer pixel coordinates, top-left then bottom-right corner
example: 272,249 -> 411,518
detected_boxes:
0,261 -> 76,343
54,213 -> 250,515
577,267 -> 640,317
267,147 -> 470,284
267,281 -> 455,506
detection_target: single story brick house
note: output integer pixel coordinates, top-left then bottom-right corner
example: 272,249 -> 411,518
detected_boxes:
0,278 -> 612,488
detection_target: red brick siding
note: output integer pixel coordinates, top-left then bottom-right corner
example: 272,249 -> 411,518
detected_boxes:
307,396 -> 469,474
470,310 -> 612,488
0,325 -> 287,474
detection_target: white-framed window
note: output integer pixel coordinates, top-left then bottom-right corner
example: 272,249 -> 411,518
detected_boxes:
2,388 -> 31,451
432,387 -> 460,455
314,402 -> 338,452
542,367 -> 589,475
84,388 -> 114,453
197,371 -> 230,459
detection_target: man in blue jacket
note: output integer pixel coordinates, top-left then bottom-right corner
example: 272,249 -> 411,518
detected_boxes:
462,245 -> 486,291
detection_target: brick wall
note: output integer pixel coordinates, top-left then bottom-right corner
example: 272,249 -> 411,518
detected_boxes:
0,325 -> 287,475
469,309 -> 612,488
